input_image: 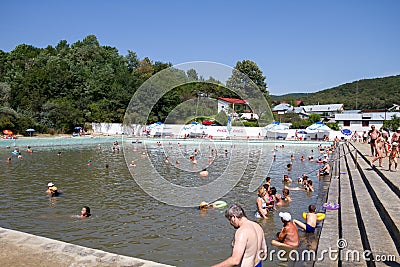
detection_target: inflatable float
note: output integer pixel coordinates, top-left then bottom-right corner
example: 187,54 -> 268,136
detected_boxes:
212,200 -> 227,209
303,212 -> 326,221
323,202 -> 340,210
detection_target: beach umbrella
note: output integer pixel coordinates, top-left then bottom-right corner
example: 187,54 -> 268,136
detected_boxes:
264,122 -> 289,131
26,128 -> 35,137
306,122 -> 332,132
341,129 -> 352,136
2,129 -> 13,135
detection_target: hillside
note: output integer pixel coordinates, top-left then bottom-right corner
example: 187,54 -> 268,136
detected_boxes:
299,75 -> 400,110
270,93 -> 308,101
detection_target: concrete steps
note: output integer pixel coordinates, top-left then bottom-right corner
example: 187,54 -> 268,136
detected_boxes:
315,142 -> 400,267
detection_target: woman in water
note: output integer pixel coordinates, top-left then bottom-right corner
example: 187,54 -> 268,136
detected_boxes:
80,206 -> 91,218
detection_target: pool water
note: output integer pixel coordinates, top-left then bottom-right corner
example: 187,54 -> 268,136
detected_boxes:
0,138 -> 332,266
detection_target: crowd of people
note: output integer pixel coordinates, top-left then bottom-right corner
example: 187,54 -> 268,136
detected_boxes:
368,126 -> 400,171
213,142 -> 338,267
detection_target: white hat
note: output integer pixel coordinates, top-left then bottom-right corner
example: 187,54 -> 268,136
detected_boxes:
47,182 -> 54,187
393,142 -> 398,147
397,127 -> 400,131
279,212 -> 292,222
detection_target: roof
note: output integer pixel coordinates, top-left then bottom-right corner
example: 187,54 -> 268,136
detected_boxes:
218,97 -> 248,104
303,104 -> 344,113
272,103 -> 293,112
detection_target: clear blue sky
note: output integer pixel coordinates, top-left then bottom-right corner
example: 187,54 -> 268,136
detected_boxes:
1,0 -> 399,95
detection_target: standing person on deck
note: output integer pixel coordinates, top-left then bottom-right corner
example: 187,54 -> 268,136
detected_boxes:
368,125 -> 381,157
212,204 -> 266,267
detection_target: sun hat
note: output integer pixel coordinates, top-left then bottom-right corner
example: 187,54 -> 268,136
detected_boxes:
48,182 -> 54,187
279,212 -> 292,222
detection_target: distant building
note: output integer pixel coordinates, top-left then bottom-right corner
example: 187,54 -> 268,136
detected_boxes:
302,104 -> 344,116
335,109 -> 399,132
217,97 -> 249,115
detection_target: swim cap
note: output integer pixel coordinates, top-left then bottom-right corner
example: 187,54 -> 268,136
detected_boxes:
199,202 -> 208,208
48,182 -> 54,187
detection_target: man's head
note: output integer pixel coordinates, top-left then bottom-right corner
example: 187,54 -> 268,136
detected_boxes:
279,212 -> 292,223
225,204 -> 246,228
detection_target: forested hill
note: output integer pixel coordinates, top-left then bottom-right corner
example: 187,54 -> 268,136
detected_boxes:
300,75 -> 400,110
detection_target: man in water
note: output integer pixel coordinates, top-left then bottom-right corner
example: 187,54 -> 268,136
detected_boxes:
271,212 -> 299,249
212,204 -> 266,267
319,160 -> 331,176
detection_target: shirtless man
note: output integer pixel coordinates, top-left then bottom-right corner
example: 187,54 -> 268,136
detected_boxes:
368,125 -> 381,157
212,204 -> 266,267
371,135 -> 385,167
319,160 -> 331,176
391,127 -> 400,148
294,204 -> 317,233
271,212 -> 299,249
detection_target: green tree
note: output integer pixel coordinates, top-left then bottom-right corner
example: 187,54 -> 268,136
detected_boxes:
226,60 -> 269,99
214,110 -> 228,126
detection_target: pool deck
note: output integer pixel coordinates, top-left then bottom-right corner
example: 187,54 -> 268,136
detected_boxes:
0,227 -> 172,267
315,141 -> 399,266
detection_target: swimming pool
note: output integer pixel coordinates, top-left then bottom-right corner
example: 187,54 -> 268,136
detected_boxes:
0,138 -> 332,266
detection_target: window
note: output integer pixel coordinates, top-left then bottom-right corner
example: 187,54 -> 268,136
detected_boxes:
343,121 -> 350,127
362,121 -> 369,127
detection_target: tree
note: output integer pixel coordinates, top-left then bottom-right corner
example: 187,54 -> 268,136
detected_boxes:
214,110 -> 228,126
226,60 -> 269,99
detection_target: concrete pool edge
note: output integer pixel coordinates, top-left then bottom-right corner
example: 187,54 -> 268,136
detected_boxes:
0,227 -> 173,267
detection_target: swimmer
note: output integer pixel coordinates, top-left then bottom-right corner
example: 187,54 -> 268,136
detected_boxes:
6,157 -> 11,162
46,182 -> 60,197
263,177 -> 271,191
271,212 -> 299,249
200,168 -> 209,177
281,188 -> 292,202
199,201 -> 215,209
282,174 -> 292,183
175,160 -> 180,165
87,160 -> 92,166
26,146 -> 32,153
129,160 -> 136,167
293,204 -> 317,233
80,206 -> 91,218
165,157 -> 170,164
105,163 -> 109,169
57,151 -> 62,157
287,163 -> 292,171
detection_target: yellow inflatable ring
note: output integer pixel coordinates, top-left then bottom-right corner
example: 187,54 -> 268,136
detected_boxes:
303,212 -> 325,221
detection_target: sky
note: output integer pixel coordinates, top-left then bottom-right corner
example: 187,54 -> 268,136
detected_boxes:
1,0 -> 399,95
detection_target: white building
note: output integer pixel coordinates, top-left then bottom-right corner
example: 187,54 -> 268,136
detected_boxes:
335,110 -> 399,132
